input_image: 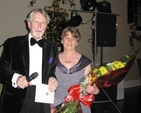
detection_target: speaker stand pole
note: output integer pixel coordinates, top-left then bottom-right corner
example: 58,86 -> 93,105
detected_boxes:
100,46 -> 103,65
94,89 -> 122,113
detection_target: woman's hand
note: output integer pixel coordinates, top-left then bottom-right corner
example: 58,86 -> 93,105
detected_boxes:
85,84 -> 99,95
51,108 -> 56,113
50,104 -> 56,113
48,77 -> 58,92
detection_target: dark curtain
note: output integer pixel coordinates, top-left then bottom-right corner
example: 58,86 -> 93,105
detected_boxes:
127,0 -> 134,24
127,0 -> 141,30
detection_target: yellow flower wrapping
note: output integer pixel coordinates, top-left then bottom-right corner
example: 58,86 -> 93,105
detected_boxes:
88,61 -> 125,85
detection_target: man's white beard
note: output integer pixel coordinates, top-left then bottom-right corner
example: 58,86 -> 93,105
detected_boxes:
33,31 -> 44,39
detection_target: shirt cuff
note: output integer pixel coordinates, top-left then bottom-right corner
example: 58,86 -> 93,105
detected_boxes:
12,73 -> 21,88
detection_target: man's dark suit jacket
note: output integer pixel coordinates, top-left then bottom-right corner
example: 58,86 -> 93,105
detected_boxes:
0,35 -> 58,113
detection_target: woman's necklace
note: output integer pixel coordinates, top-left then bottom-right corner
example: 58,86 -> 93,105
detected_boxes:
63,52 -> 76,64
64,57 -> 74,63
64,60 -> 71,63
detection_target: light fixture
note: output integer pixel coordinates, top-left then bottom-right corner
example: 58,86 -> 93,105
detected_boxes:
80,0 -> 97,11
59,15 -> 82,29
97,0 -> 112,13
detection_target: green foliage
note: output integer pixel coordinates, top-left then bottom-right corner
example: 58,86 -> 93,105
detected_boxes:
28,0 -> 75,7
56,100 -> 78,113
29,0 -> 36,7
129,31 -> 141,51
58,0 -> 75,7
46,12 -> 67,45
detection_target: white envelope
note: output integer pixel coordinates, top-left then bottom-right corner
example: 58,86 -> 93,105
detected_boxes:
35,84 -> 55,104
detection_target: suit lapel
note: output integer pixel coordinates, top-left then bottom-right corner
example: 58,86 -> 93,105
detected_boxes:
42,39 -> 49,83
20,35 -> 29,76
19,37 -> 50,82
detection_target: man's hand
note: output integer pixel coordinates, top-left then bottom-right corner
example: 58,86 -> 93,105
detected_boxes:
48,77 -> 58,92
16,76 -> 30,89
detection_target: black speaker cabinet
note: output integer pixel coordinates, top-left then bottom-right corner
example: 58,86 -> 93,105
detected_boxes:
93,13 -> 117,47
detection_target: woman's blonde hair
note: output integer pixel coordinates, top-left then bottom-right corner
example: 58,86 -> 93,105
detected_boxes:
61,27 -> 81,42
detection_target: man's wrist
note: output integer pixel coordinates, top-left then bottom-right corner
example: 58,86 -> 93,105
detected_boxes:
12,73 -> 22,88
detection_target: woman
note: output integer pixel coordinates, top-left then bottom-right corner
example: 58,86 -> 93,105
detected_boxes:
52,27 -> 99,113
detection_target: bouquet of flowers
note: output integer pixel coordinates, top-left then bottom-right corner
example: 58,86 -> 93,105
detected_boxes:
91,51 -> 138,89
55,49 -> 139,113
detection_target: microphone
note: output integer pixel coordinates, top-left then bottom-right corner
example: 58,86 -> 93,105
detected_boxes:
17,72 -> 38,89
27,72 -> 38,82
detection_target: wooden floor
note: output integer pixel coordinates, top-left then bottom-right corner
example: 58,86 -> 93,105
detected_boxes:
91,86 -> 141,113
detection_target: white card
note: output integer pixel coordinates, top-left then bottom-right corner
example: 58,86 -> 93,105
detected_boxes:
35,84 -> 55,104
